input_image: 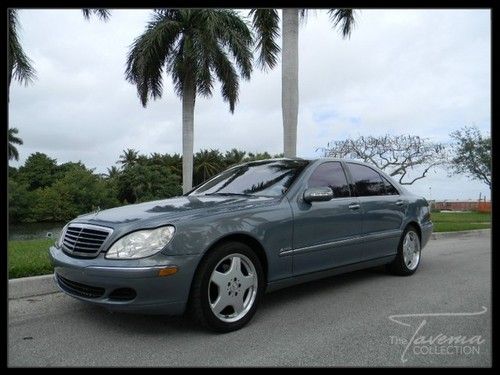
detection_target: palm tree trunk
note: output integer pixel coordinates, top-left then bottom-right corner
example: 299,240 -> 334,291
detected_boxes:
182,81 -> 195,194
282,8 -> 299,158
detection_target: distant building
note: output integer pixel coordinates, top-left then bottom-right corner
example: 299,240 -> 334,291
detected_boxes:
433,199 -> 491,213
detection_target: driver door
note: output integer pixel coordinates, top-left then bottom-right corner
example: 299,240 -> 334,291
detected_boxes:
290,161 -> 363,276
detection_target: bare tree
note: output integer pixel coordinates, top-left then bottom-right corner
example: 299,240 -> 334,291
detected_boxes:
319,134 -> 448,185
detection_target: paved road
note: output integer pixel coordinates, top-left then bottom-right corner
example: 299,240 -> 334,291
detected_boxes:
8,232 -> 491,367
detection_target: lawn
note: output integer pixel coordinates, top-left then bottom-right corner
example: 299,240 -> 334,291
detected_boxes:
431,211 -> 491,232
8,238 -> 54,279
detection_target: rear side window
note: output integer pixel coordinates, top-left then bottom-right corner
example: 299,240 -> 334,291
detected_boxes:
382,175 -> 399,195
347,163 -> 385,196
307,162 -> 350,198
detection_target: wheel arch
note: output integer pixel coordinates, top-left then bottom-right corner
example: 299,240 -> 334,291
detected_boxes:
405,221 -> 422,242
197,233 -> 269,284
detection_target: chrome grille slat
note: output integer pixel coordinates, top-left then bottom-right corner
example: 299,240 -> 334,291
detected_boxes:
62,224 -> 113,258
63,235 -> 101,246
66,231 -> 107,239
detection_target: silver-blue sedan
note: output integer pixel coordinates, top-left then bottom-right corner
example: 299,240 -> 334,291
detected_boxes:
49,158 -> 433,332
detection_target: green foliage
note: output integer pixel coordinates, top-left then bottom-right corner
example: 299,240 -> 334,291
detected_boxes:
449,126 -> 491,188
117,163 -> 182,204
17,152 -> 58,190
8,127 -> 23,161
8,238 -> 54,279
9,149 -> 280,223
8,9 -> 36,90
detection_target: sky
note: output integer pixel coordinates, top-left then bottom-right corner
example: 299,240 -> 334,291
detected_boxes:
9,9 -> 491,200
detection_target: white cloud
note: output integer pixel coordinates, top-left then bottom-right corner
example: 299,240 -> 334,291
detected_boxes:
9,9 -> 491,200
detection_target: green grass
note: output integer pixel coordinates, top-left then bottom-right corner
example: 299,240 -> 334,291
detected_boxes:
431,211 -> 491,232
8,238 -> 54,279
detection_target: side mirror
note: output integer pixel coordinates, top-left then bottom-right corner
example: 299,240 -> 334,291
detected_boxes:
303,187 -> 334,203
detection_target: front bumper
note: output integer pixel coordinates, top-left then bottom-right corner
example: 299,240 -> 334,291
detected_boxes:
49,246 -> 200,315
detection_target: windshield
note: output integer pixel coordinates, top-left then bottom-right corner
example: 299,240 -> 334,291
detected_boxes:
189,159 -> 310,197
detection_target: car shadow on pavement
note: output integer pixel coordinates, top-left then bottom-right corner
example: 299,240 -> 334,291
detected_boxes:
71,266 -> 390,335
260,266 -> 389,312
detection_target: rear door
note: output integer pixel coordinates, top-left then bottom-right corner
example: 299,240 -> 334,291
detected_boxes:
345,162 -> 407,260
290,161 -> 364,275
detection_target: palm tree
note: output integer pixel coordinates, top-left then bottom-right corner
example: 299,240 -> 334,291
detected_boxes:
125,9 -> 253,193
118,148 -> 139,168
106,166 -> 120,179
8,127 -> 23,161
224,148 -> 247,167
8,9 -> 36,103
251,9 -> 357,158
194,149 -> 224,185
81,9 -> 111,21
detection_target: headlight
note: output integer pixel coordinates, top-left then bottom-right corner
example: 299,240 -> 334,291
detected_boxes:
105,225 -> 175,259
56,224 -> 69,248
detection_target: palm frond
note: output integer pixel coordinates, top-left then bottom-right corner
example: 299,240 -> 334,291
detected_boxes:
8,127 -> 23,161
125,10 -> 182,106
249,9 -> 280,71
8,9 -> 36,87
82,9 -> 111,21
213,10 -> 253,79
328,9 -> 357,38
212,44 -> 239,113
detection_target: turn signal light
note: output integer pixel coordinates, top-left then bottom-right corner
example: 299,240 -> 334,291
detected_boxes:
158,266 -> 178,277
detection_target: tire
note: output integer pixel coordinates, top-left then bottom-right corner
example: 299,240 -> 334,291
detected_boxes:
386,225 -> 421,276
188,241 -> 265,332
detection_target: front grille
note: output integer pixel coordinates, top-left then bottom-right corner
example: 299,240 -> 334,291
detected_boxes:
56,274 -> 105,299
62,223 -> 112,258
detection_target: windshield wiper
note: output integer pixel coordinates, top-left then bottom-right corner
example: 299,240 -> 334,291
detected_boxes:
204,192 -> 253,197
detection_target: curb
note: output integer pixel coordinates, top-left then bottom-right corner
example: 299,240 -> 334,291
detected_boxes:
8,229 -> 490,300
8,274 -> 59,300
431,228 -> 491,240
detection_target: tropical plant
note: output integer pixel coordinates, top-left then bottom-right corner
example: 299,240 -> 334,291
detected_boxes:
8,127 -> 23,161
8,9 -> 36,102
194,149 -> 224,186
224,148 -> 247,167
106,166 -> 120,179
251,9 -> 357,158
17,152 -> 59,190
117,148 -> 139,168
81,9 -> 111,21
125,9 -> 253,193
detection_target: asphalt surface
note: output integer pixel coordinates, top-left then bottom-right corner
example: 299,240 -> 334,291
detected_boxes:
8,233 -> 491,367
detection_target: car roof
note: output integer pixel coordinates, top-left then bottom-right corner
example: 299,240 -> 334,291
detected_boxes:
268,157 -> 378,166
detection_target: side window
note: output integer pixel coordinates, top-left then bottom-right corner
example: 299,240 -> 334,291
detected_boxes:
381,175 -> 399,195
307,162 -> 350,198
347,163 -> 385,196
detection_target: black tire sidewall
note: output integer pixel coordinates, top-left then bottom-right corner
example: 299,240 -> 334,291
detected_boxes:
197,241 -> 265,332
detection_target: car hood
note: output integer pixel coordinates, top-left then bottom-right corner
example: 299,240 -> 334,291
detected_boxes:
73,194 -> 279,228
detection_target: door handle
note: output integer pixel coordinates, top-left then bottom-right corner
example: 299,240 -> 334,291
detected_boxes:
348,203 -> 360,210
395,200 -> 405,206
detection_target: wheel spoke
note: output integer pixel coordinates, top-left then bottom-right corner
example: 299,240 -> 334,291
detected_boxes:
229,256 -> 242,277
232,294 -> 245,314
211,293 -> 230,315
240,274 -> 255,291
211,270 -> 228,288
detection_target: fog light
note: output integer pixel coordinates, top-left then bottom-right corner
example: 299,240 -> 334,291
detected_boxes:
158,266 -> 178,277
